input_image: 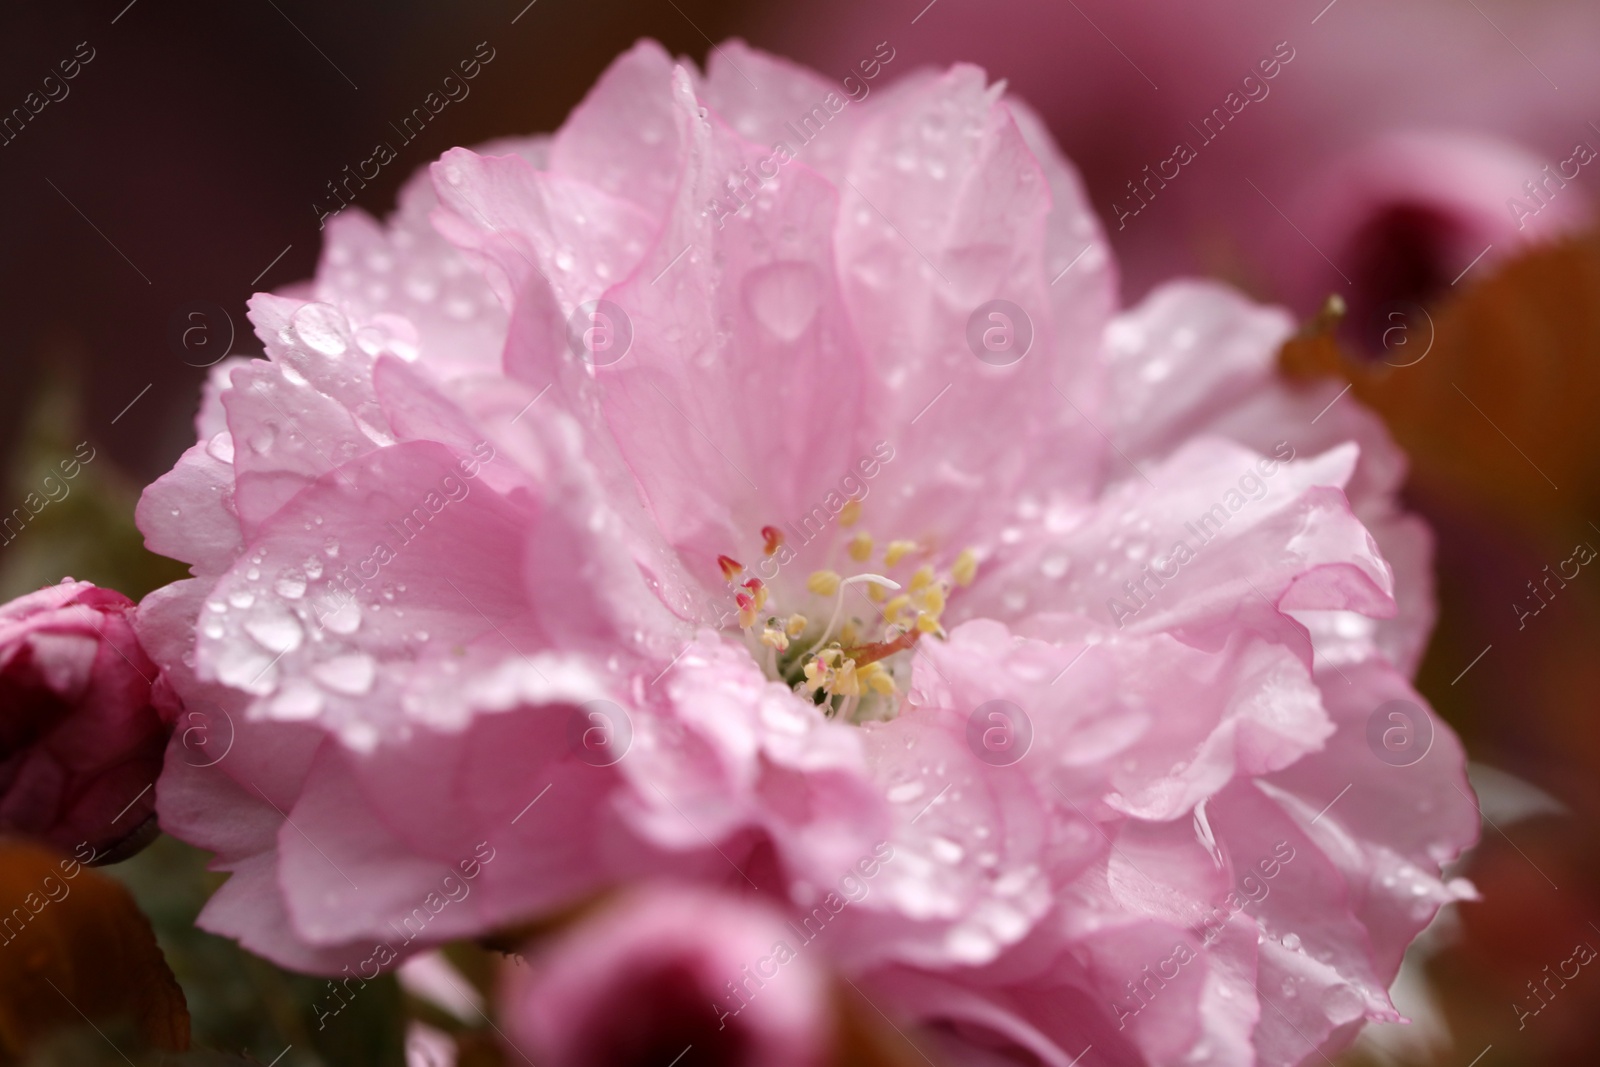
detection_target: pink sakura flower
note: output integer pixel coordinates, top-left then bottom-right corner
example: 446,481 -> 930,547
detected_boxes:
0,579 -> 176,857
139,40 -> 1477,1063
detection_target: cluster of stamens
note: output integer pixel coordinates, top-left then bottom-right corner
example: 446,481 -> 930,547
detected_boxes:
717,501 -> 978,722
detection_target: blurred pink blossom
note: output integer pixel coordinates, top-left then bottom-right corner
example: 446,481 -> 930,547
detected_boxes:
0,579 -> 175,856
1280,130 -> 1591,349
500,884 -> 832,1067
759,0 -> 1599,323
140,40 -> 1477,1063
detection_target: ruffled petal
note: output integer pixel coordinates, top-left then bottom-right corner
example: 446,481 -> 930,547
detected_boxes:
618,632 -> 889,896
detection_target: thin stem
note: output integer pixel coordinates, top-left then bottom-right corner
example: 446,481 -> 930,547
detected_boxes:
804,573 -> 899,658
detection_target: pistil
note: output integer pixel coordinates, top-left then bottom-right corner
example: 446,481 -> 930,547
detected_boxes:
716,510 -> 981,722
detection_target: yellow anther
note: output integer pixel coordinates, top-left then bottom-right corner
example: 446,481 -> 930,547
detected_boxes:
831,658 -> 861,697
865,581 -> 887,603
915,613 -> 944,635
785,614 -> 808,638
952,548 -> 978,587
859,661 -> 897,695
909,565 -> 936,591
802,648 -> 840,691
807,570 -> 841,596
839,499 -> 862,527
916,584 -> 946,618
738,600 -> 761,629
839,619 -> 860,647
884,540 -> 918,567
883,594 -> 912,624
760,627 -> 789,651
848,532 -> 874,562
802,658 -> 830,692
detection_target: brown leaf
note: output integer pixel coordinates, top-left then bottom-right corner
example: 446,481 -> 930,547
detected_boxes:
1280,231 -> 1600,531
0,838 -> 189,1061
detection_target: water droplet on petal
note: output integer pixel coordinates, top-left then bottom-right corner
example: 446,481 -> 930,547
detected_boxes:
887,781 -> 925,804
272,681 -> 325,720
321,600 -> 361,635
245,610 -> 304,654
314,653 -> 377,695
742,261 -> 823,342
291,302 -> 350,356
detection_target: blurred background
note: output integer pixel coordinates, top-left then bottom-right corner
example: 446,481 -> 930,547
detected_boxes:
2,0 -> 1597,1063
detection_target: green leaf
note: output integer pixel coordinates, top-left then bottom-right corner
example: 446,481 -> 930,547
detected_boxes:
100,835 -> 407,1067
0,362 -> 187,604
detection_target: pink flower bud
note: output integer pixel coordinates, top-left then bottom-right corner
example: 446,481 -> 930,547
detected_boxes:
0,579 -> 177,857
1283,131 -> 1593,351
500,885 -> 831,1067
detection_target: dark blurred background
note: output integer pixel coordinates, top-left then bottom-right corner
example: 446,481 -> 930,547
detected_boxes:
1,0 -> 757,487
3,2 -> 1598,1064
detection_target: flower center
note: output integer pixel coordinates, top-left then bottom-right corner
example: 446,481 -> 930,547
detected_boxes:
716,502 -> 978,724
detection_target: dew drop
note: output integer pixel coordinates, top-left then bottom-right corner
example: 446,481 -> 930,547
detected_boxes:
245,611 -> 304,654
321,602 -> 361,635
745,260 -> 825,340
248,424 -> 278,455
314,653 -> 377,695
1140,358 -> 1174,384
886,780 -> 925,804
291,303 -> 350,356
206,431 -> 235,463
272,681 -> 325,721
404,274 -> 439,302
